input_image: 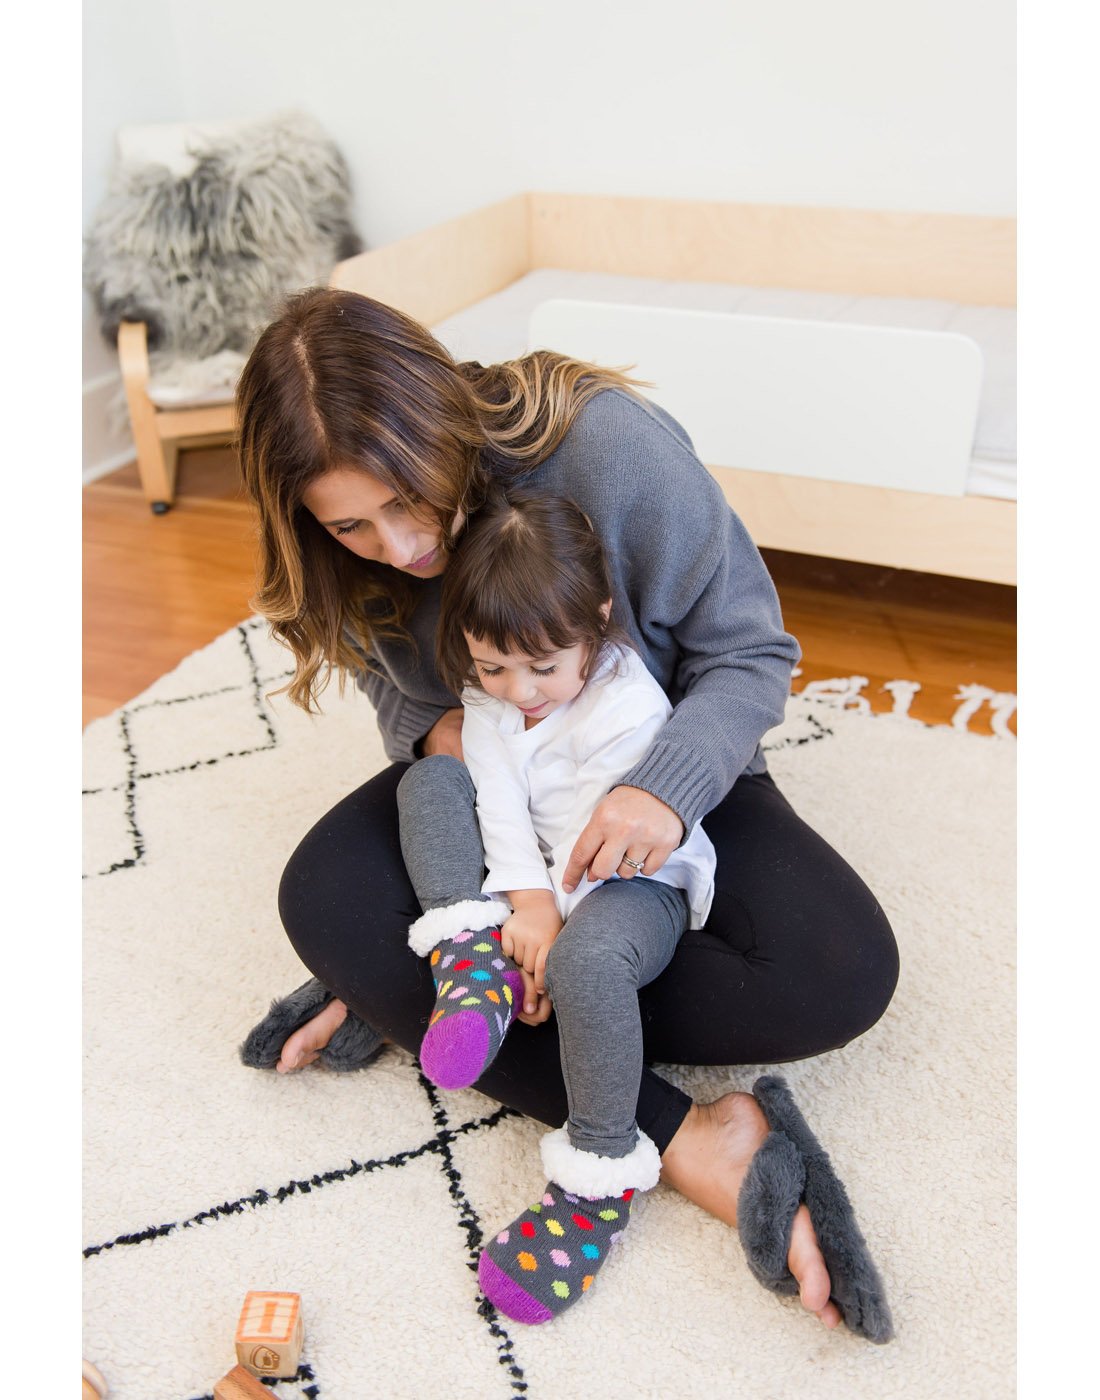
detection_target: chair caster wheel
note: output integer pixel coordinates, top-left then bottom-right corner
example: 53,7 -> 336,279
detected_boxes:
151,501 -> 171,515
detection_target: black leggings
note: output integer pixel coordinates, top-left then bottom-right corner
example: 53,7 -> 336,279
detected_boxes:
278,766 -> 899,1155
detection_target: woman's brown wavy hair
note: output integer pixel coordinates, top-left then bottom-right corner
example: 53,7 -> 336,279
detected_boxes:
236,286 -> 643,710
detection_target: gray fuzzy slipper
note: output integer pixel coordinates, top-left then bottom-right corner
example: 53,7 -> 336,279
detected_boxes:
238,977 -> 385,1073
737,1074 -> 894,1344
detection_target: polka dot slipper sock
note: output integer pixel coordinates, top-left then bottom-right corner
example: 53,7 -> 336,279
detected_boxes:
478,1127 -> 662,1324
407,899 -> 520,1090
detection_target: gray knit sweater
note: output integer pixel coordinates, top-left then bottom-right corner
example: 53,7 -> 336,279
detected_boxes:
357,388 -> 801,833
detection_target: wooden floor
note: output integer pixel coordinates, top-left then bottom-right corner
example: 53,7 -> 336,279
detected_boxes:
83,448 -> 1017,734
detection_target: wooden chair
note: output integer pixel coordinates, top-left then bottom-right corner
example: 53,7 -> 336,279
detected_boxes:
89,113 -> 359,513
117,320 -> 237,513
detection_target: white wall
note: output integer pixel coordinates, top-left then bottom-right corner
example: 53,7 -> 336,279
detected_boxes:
84,0 -> 189,474
82,0 -> 1015,477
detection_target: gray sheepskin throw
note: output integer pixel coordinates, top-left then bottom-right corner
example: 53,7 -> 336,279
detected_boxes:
84,111 -> 363,364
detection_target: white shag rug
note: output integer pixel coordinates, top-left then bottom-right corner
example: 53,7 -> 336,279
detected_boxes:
83,620 -> 1016,1400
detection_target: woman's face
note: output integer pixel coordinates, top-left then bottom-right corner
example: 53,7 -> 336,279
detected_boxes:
302,468 -> 454,578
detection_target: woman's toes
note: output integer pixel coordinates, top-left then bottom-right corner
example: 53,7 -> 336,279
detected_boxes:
788,1204 -> 832,1315
275,1032 -> 319,1073
275,999 -> 348,1072
797,1264 -> 832,1316
817,1300 -> 842,1329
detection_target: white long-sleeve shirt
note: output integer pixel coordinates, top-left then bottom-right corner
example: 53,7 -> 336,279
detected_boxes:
461,646 -> 716,926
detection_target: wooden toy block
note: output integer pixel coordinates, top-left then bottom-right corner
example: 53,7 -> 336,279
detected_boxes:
213,1365 -> 271,1400
234,1290 -> 303,1379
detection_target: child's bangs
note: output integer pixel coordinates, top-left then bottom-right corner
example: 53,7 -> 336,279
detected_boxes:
466,590 -> 582,662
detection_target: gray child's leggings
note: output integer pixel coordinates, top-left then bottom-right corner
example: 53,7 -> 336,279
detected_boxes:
396,755 -> 690,1159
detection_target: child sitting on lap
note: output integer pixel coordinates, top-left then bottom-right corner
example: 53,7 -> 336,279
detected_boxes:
395,489 -> 716,1325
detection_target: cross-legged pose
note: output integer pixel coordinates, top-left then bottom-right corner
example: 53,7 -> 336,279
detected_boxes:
398,491 -> 717,1322
236,287 -> 899,1341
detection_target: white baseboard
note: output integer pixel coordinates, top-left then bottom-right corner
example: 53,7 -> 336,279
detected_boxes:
83,449 -> 136,486
83,371 -> 134,483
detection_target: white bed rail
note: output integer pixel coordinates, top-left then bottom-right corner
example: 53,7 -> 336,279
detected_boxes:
528,300 -> 984,497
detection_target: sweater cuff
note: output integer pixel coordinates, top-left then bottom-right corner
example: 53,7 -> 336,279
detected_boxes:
389,698 -> 449,764
618,739 -> 718,835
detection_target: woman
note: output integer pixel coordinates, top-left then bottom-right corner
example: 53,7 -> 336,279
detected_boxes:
236,286 -> 899,1341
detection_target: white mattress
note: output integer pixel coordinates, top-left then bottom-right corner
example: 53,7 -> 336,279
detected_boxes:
431,270 -> 1017,502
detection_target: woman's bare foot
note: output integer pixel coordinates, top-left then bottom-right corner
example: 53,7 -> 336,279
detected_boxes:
660,1091 -> 842,1330
275,997 -> 349,1073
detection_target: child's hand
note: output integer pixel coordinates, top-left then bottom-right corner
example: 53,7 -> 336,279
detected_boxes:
516,968 -> 553,1025
501,891 -> 563,990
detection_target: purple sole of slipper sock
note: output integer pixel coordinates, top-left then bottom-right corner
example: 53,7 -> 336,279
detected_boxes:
479,1251 -> 554,1325
420,1011 -> 489,1089
420,968 -> 524,1089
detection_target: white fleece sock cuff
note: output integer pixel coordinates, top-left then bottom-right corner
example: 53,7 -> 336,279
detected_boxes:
539,1126 -> 662,1196
407,898 -> 511,957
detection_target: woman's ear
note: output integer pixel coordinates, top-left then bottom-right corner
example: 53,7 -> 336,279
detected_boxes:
599,599 -> 612,626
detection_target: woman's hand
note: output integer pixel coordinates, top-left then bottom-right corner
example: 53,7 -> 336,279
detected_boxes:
421,707 -> 464,760
501,890 -> 562,1014
562,785 -> 685,892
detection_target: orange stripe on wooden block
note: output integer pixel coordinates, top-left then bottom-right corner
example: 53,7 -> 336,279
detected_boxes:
236,1290 -> 300,1342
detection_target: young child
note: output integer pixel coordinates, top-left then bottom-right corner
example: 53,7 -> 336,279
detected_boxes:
395,489 -> 716,1325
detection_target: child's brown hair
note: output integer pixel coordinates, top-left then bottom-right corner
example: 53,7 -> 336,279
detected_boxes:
436,489 -> 629,696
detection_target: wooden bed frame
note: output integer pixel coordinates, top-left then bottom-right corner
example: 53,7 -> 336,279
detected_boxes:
332,192 -> 1016,585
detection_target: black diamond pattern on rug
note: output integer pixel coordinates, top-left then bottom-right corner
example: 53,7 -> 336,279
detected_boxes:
84,1075 -> 531,1400
83,622 -> 292,879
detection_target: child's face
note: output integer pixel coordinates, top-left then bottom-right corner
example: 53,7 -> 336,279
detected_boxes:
464,633 -> 591,724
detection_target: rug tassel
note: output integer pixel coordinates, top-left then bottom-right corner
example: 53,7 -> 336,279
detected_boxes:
792,674 -> 1017,738
798,675 -> 871,713
988,691 -> 1018,739
882,679 -> 921,719
950,684 -> 1017,739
